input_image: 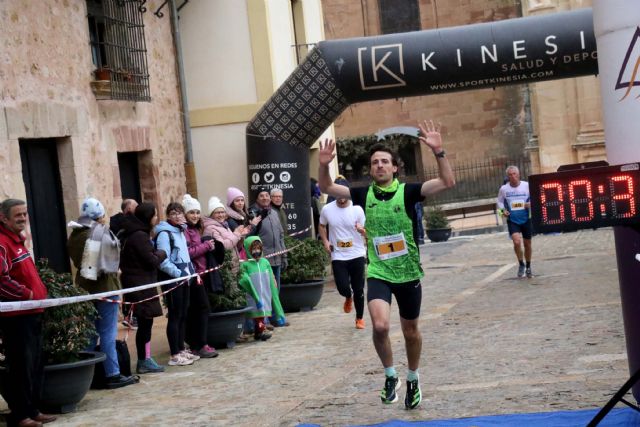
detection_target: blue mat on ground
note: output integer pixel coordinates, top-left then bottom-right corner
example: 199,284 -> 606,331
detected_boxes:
299,408 -> 640,427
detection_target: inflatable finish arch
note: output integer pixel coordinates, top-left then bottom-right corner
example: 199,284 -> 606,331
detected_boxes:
245,8 -> 597,235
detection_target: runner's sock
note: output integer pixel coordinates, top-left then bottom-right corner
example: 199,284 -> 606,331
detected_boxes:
407,369 -> 419,382
518,260 -> 525,267
384,366 -> 397,378
526,261 -> 531,268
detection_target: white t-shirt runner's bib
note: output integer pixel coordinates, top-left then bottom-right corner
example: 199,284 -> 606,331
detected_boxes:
373,232 -> 408,260
510,198 -> 527,211
335,238 -> 354,250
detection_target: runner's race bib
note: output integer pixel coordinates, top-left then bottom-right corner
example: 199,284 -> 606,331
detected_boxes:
510,199 -> 526,211
336,238 -> 353,250
373,233 -> 408,261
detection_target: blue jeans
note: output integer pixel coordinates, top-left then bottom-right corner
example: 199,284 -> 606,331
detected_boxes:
271,265 -> 281,289
89,296 -> 121,377
267,265 -> 281,325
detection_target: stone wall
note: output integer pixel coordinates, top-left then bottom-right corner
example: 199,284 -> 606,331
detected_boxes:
0,0 -> 186,227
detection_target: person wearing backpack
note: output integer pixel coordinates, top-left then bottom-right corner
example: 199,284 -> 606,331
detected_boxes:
119,202 -> 168,374
155,202 -> 199,367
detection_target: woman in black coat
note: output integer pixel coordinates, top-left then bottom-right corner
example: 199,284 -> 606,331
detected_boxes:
119,202 -> 167,374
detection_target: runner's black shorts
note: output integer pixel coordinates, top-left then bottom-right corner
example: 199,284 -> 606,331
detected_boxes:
367,277 -> 422,320
507,219 -> 533,240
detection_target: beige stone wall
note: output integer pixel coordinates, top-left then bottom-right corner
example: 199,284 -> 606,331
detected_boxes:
0,0 -> 186,225
524,0 -> 605,172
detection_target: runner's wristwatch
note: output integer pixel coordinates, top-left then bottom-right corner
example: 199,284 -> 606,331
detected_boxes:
434,150 -> 446,158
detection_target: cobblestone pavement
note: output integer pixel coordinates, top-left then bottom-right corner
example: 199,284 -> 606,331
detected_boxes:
1,229 -> 630,426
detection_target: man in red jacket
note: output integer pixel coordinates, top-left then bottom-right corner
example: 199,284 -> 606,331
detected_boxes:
0,199 -> 57,427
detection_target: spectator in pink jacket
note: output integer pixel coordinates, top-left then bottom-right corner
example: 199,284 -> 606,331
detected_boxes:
181,194 -> 223,359
202,197 -> 249,275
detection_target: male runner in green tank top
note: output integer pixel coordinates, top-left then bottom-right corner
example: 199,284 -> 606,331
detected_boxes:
319,120 -> 455,409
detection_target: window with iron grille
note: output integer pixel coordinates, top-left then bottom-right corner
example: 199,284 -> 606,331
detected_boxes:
87,0 -> 151,102
378,0 -> 421,35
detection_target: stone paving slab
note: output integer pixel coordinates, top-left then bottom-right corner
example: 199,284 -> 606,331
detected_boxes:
0,228 -> 630,426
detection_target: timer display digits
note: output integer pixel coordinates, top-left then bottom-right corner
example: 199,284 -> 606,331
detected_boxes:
529,163 -> 640,233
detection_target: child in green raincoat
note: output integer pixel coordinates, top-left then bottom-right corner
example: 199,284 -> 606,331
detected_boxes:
239,236 -> 286,341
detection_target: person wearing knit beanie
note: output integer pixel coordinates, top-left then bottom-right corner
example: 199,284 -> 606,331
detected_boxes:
182,194 -> 201,213
208,197 -> 225,215
81,197 -> 106,220
226,187 -> 245,207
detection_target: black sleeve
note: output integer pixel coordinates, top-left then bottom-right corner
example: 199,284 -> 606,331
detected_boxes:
404,183 -> 425,209
349,186 -> 368,209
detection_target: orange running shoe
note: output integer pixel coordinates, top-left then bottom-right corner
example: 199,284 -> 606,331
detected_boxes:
343,297 -> 353,313
355,318 -> 365,329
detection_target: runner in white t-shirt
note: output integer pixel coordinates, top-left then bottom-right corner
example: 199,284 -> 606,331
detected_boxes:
319,179 -> 367,329
497,165 -> 533,278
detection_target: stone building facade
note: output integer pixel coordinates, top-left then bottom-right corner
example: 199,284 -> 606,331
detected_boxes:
0,0 -> 187,271
321,0 -> 604,178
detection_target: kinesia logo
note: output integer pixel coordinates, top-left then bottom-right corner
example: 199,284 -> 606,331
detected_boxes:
615,27 -> 640,101
358,44 -> 407,91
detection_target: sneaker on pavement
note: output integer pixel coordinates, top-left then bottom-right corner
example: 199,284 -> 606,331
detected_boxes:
343,297 -> 353,313
181,350 -> 201,361
404,379 -> 422,409
168,354 -> 193,366
137,358 -> 165,374
355,318 -> 365,329
104,374 -> 137,389
255,331 -> 272,341
198,345 -> 219,358
526,267 -> 532,278
265,323 -> 275,331
517,264 -> 526,278
380,375 -> 400,404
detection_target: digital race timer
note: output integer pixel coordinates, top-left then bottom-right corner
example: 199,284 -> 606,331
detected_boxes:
529,162 -> 640,233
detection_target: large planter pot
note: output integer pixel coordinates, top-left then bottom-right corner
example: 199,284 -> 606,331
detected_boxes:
207,306 -> 251,349
0,350 -> 105,414
280,279 -> 325,312
426,228 -> 452,242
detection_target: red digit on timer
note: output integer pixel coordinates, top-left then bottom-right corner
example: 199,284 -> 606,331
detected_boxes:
540,182 -> 565,224
610,174 -> 636,218
568,179 -> 594,221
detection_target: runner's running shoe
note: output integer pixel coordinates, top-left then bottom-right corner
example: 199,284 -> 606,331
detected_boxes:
343,297 -> 353,313
526,267 -> 532,278
517,264 -> 525,278
404,379 -> 422,409
380,376 -> 400,404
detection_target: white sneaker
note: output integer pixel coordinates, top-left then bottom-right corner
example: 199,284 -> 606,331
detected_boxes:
180,350 -> 200,361
168,354 -> 193,366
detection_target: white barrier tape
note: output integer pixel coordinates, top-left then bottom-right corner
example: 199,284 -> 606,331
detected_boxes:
0,271 -> 200,313
287,225 -> 312,237
0,231 -> 311,313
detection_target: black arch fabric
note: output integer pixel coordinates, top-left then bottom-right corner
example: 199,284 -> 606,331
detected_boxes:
247,8 -> 597,148
245,8 -> 598,236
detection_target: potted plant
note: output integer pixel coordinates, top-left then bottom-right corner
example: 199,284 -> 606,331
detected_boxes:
206,250 -> 250,348
425,205 -> 452,242
279,236 -> 330,312
0,259 -> 105,414
93,66 -> 111,81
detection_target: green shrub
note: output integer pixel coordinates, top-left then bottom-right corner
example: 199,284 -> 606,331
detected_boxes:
280,236 -> 330,284
208,250 -> 247,312
37,259 -> 97,365
425,205 -> 451,229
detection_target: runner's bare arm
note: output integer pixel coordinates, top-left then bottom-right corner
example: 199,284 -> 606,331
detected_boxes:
418,120 -> 455,197
318,138 -> 351,199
